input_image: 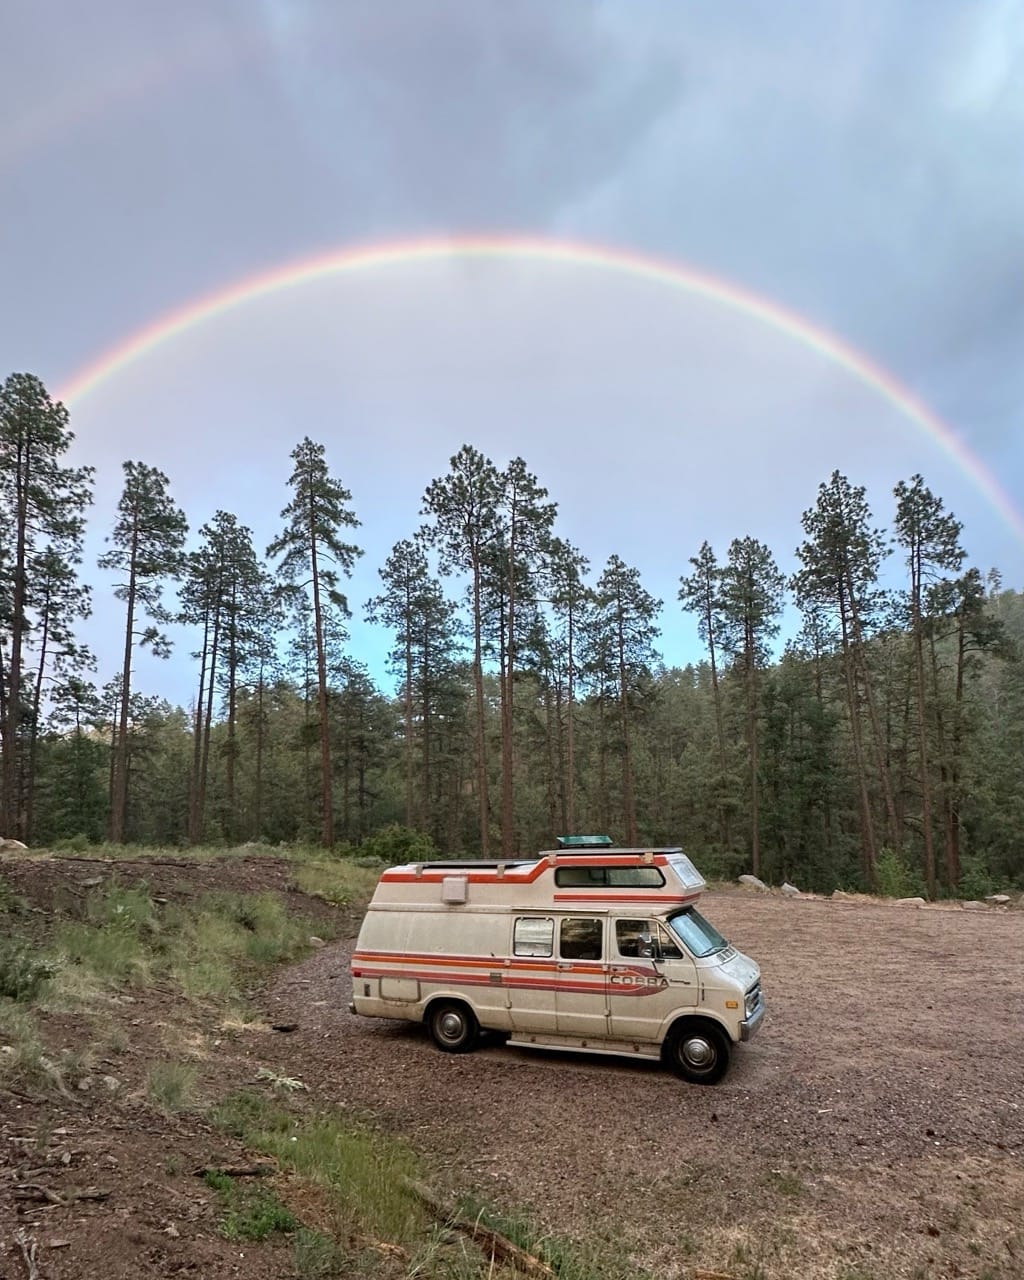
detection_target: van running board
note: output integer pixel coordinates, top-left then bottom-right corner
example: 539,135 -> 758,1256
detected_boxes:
506,1034 -> 662,1060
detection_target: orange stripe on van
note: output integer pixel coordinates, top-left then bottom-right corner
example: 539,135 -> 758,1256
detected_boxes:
352,965 -> 665,997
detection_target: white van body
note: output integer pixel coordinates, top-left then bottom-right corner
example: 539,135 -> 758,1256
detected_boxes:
350,845 -> 764,1084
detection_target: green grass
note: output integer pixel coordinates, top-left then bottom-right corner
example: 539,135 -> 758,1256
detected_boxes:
147,1060 -> 200,1113
0,875 -> 28,914
213,1091 -> 423,1247
292,859 -> 380,907
0,939 -> 54,1001
456,1198 -> 655,1280
0,999 -> 47,1087
211,1090 -> 654,1279
202,1167 -> 298,1242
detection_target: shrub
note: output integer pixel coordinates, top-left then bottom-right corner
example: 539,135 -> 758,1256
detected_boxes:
0,942 -> 53,1002
148,1060 -> 199,1113
875,848 -> 924,899
53,832 -> 91,853
356,824 -> 438,866
958,854 -> 995,902
0,876 -> 27,915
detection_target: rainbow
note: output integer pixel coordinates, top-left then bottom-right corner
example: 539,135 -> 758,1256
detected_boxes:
57,233 -> 1024,540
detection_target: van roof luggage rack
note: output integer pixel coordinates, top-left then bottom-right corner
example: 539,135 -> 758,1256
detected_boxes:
556,835 -> 614,851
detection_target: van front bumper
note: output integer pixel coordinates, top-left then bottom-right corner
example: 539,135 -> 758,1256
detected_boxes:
740,1001 -> 765,1041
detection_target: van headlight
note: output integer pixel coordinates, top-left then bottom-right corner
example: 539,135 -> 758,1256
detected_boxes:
745,984 -> 761,1017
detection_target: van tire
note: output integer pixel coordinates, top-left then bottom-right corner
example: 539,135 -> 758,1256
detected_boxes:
427,1001 -> 479,1054
664,1020 -> 730,1085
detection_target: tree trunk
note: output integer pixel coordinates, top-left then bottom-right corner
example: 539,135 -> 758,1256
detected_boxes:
911,584 -> 936,897
837,585 -> 877,883
3,433 -> 30,840
110,526 -> 139,844
188,614 -> 210,843
470,549 -> 489,856
308,506 -> 334,847
198,606 -> 221,844
616,609 -> 638,846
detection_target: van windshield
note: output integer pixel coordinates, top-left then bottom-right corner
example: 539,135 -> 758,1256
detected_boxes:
666,908 -> 727,958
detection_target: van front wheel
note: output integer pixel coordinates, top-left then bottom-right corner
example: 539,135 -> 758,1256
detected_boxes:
665,1021 -> 730,1085
427,1001 -> 479,1054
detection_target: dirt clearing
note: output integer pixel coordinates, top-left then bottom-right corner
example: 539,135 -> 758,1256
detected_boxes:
260,890 -> 1024,1279
2,861 -> 1022,1280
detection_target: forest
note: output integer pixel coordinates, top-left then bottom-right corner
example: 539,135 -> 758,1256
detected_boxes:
1,370 -> 1022,897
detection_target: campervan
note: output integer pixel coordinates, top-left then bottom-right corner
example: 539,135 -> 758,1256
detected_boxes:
349,837 -> 764,1084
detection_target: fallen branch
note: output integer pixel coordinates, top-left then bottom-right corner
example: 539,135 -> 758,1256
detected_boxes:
14,1229 -> 40,1280
402,1177 -> 555,1278
14,1183 -> 110,1206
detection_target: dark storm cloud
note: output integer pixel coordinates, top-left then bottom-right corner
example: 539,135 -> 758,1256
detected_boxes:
1,0 -> 1021,574
252,0 -> 683,228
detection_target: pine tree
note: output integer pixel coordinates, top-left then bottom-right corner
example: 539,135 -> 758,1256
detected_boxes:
587,556 -> 661,845
793,472 -> 892,885
267,438 -> 362,847
422,446 -> 502,855
544,538 -> 589,834
0,373 -> 94,840
893,476 -> 964,896
679,542 -> 732,850
718,536 -> 786,877
489,459 -> 556,856
99,461 -> 186,843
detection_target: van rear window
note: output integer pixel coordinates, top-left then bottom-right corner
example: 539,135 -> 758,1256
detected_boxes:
555,866 -> 665,888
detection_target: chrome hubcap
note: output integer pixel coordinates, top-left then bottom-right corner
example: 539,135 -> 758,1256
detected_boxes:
439,1011 -> 463,1040
682,1036 -> 714,1068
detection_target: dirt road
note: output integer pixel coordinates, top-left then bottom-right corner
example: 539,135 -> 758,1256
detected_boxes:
260,890 -> 1024,1279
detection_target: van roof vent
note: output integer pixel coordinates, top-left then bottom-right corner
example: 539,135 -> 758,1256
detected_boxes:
556,835 -> 613,850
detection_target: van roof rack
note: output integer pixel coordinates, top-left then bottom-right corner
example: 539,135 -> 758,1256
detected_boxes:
556,835 -> 613,850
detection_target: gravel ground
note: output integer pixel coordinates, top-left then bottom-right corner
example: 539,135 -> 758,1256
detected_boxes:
258,890 -> 1024,1279
3,861 -> 1022,1280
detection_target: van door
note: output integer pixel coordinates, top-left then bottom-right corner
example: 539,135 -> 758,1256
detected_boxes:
507,915 -> 558,1034
607,918 -> 698,1043
554,917 -> 609,1038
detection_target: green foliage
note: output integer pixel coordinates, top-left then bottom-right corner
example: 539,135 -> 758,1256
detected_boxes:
0,875 -> 28,915
293,859 -> 379,906
0,942 -> 53,1001
202,1167 -> 297,1242
213,1091 -> 422,1247
875,848 -> 925,899
53,832 -> 92,853
958,854 -> 994,902
358,823 -> 439,864
293,1228 -> 349,1278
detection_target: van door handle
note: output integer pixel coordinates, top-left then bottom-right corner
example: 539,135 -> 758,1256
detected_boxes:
557,962 -> 572,970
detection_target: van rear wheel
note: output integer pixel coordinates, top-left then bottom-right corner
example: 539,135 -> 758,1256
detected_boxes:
427,1001 -> 479,1054
665,1021 -> 730,1085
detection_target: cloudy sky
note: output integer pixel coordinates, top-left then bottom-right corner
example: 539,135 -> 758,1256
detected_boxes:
3,1 -> 1023,700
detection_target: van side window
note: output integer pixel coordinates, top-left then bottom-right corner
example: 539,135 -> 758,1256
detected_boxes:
616,919 -> 651,958
559,918 -> 603,961
513,917 -> 554,957
655,923 -> 683,959
555,866 -> 665,888
616,920 -> 684,959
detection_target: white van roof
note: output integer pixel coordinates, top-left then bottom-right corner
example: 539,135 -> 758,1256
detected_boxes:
369,846 -> 707,913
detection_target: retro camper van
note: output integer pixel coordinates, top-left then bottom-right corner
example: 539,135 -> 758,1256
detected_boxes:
349,837 -> 764,1084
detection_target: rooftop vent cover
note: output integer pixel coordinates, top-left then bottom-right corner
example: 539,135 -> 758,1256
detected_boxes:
441,875 -> 468,904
